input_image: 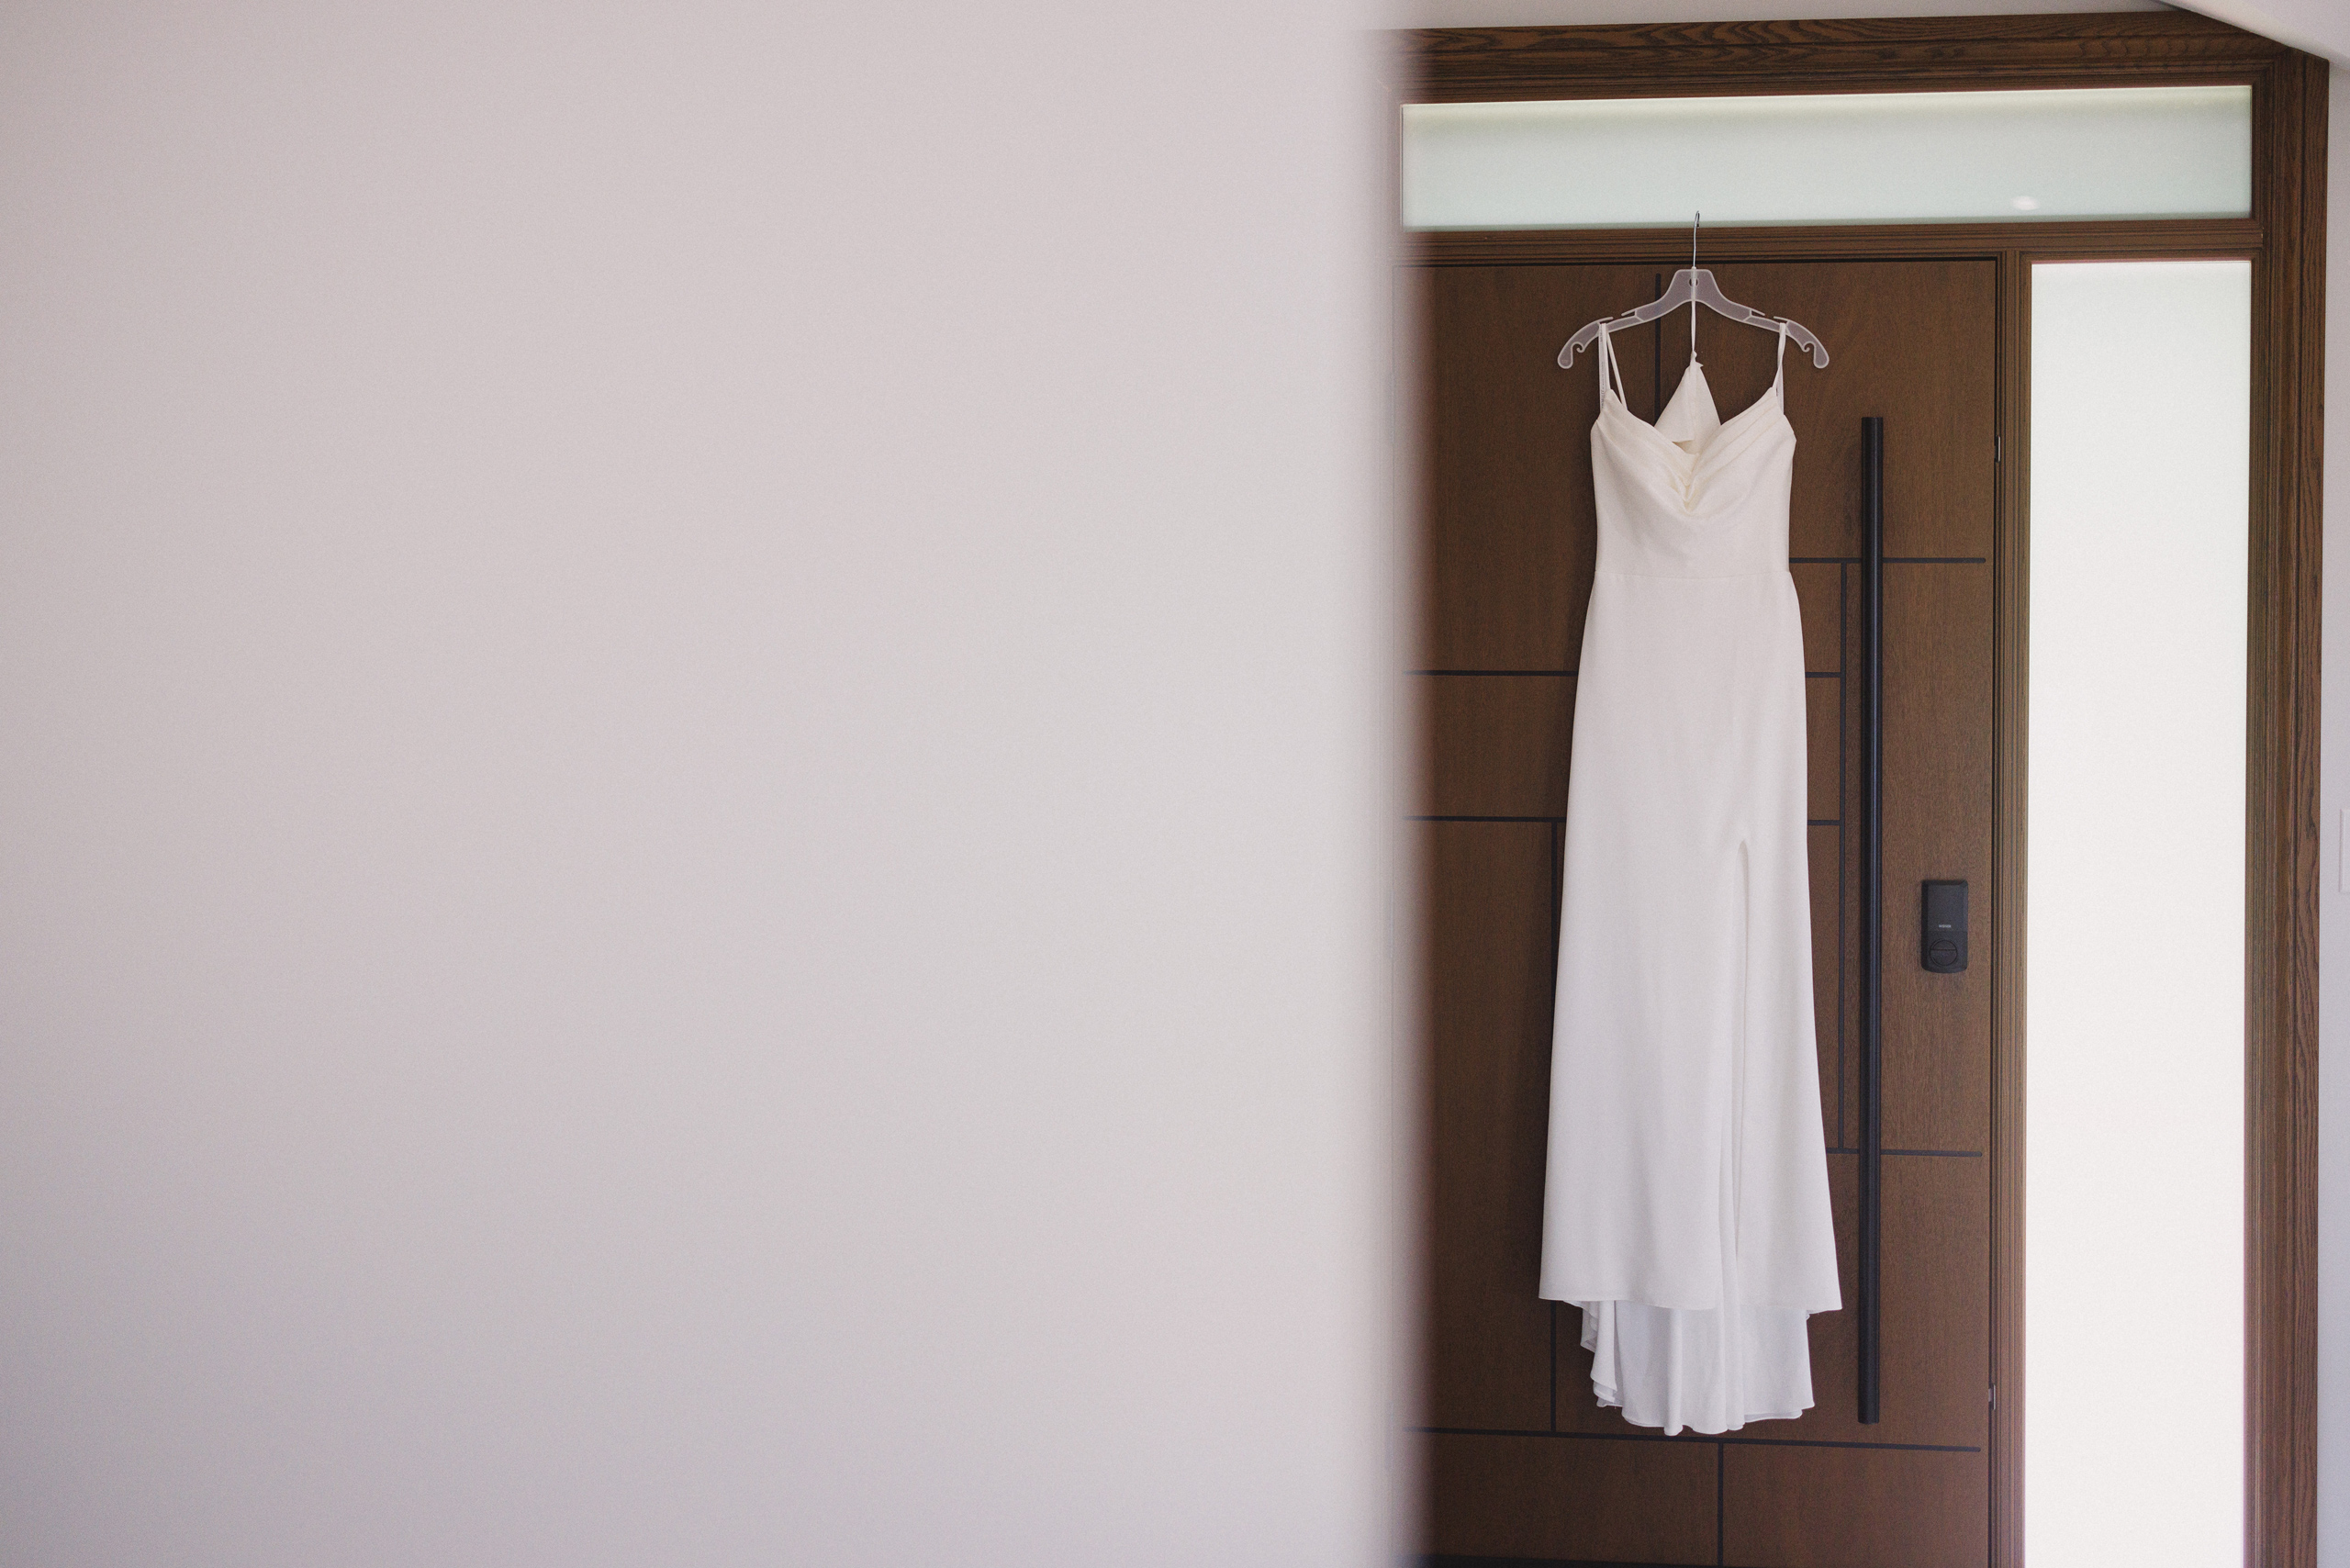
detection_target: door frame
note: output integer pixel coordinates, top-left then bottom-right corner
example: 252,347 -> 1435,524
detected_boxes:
1388,14 -> 2328,1567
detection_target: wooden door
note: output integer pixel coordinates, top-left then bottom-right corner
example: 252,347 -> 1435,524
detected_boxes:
1413,260 -> 1998,1567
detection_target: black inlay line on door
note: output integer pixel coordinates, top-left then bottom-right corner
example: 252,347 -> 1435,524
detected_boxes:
1414,1426 -> 1981,1454
1829,1147 -> 1985,1158
1837,561 -> 1848,1151
1547,818 -> 1563,1435
1548,1304 -> 1558,1434
1411,815 -> 1846,827
1715,1441 -> 1725,1566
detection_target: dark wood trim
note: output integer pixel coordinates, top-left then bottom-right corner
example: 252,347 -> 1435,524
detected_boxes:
1406,219 -> 2262,268
1989,245 -> 2029,1568
1395,16 -> 2326,1568
2244,47 -> 2326,1568
1396,12 -> 2284,102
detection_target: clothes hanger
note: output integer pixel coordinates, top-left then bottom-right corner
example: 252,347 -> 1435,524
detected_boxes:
1558,214 -> 1831,371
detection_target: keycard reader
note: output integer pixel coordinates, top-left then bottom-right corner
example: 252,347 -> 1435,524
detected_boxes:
1920,880 -> 1967,974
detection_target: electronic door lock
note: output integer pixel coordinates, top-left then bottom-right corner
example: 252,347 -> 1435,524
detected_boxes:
1920,880 -> 1967,973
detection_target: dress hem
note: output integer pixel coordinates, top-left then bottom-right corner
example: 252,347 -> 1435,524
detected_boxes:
1589,1395 -> 1814,1439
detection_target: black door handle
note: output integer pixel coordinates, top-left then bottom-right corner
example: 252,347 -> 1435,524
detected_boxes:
1859,415 -> 1885,1427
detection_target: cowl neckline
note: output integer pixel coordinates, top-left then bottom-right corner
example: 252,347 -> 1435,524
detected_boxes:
1603,358 -> 1785,466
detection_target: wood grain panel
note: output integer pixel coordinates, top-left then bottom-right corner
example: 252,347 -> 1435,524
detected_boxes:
1882,564 -> 1995,1153
1794,562 -> 1842,674
1723,1444 -> 1986,1568
1806,676 -> 1838,824
1418,264 -> 1653,670
1834,564 -> 1864,1148
1809,824 -> 1841,1147
1424,1433 -> 1717,1564
1421,821 -> 1559,1430
1419,675 -> 1574,820
1797,1152 -> 1989,1448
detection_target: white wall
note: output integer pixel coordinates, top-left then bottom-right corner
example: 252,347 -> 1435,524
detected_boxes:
0,5 -> 1397,1565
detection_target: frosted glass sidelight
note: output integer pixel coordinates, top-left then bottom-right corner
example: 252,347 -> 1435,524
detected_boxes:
2027,261 -> 2247,1567
1401,87 -> 2250,230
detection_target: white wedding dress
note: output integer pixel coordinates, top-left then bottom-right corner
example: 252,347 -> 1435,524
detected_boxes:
1538,322 -> 1842,1437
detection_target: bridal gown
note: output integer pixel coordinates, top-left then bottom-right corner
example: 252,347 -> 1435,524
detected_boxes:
1538,322 -> 1842,1437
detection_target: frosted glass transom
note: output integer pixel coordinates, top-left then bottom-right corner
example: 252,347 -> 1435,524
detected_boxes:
1400,86 -> 2250,230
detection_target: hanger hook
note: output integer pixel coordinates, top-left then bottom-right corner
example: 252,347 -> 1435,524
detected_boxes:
1687,212 -> 1701,363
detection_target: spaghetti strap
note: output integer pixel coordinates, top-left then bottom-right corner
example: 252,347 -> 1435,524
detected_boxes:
1599,324 -> 1626,403
1772,321 -> 1789,391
